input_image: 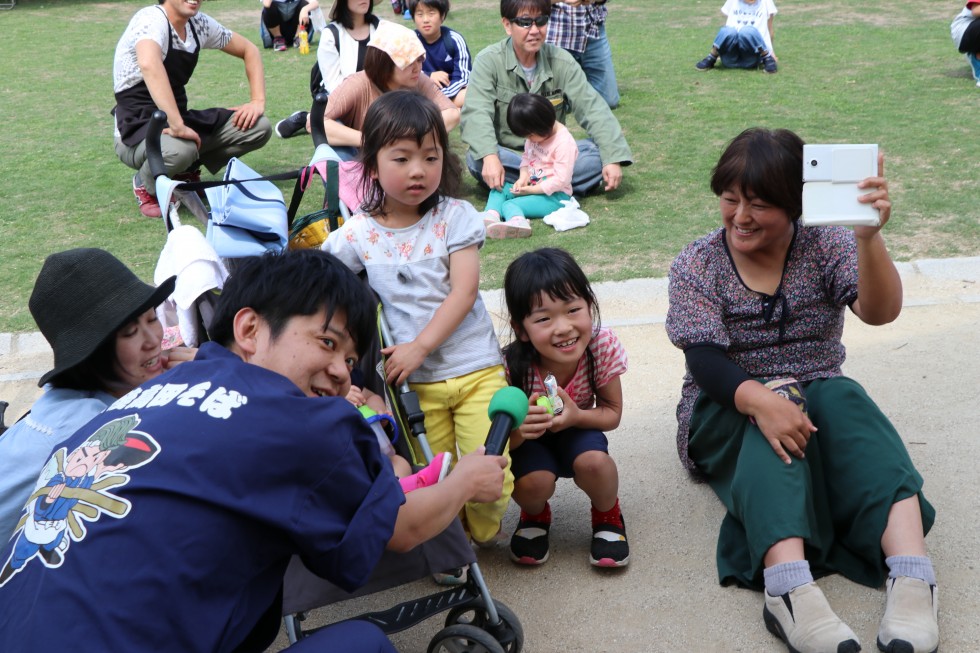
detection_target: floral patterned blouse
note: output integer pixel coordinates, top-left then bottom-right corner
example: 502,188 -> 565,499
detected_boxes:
666,225 -> 859,472
323,198 -> 503,383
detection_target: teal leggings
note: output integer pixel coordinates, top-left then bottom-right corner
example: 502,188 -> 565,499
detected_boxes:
688,376 -> 935,590
484,182 -> 571,220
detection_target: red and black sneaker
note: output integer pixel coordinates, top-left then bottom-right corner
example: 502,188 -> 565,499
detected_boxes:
510,503 -> 551,565
590,501 -> 629,568
590,518 -> 629,568
132,175 -> 161,218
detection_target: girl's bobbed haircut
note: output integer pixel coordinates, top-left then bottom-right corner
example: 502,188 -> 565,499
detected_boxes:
358,90 -> 461,217
333,0 -> 376,29
503,247 -> 601,398
710,127 -> 805,221
507,93 -> 556,139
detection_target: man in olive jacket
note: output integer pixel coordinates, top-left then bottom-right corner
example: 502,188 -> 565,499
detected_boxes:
461,0 -> 632,196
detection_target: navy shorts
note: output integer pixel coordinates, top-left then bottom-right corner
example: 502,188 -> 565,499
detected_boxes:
510,427 -> 608,480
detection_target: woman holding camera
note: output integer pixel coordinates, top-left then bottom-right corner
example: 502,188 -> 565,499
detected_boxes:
666,128 -> 938,653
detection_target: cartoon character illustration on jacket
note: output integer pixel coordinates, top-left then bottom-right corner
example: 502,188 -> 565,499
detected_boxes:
0,414 -> 160,584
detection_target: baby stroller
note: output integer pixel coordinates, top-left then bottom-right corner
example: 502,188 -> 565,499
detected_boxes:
282,306 -> 528,652
144,94 -> 346,345
296,102 -> 527,652
146,103 -> 527,652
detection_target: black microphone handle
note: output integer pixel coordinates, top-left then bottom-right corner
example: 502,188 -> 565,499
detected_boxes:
484,414 -> 515,457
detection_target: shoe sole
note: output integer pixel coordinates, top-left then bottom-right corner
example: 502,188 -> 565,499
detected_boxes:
510,552 -> 549,565
764,605 -> 806,653
486,222 -> 532,239
590,555 -> 629,568
764,605 -> 862,653
876,636 -> 936,653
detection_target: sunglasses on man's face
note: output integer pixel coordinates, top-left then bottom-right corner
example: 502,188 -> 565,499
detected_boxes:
510,15 -> 550,29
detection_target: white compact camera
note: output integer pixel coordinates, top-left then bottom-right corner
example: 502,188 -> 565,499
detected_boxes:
801,144 -> 880,227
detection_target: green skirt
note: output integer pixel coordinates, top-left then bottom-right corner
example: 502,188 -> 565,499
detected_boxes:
688,376 -> 935,590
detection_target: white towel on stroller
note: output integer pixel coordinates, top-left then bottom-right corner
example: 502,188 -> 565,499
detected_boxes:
154,225 -> 229,347
542,197 -> 590,232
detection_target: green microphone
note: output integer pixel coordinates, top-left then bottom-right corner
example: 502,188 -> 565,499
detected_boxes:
485,386 -> 529,456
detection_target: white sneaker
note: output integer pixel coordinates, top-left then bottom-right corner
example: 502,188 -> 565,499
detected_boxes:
763,582 -> 861,653
876,577 -> 939,653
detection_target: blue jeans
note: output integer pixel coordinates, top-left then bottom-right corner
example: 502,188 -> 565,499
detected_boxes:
569,24 -> 620,109
330,145 -> 358,162
968,52 -> 980,81
713,25 -> 767,69
466,139 -> 603,196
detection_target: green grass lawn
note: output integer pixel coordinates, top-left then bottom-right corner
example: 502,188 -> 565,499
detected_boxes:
0,0 -> 978,332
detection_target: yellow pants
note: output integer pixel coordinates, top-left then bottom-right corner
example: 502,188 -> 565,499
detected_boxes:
412,365 -> 514,543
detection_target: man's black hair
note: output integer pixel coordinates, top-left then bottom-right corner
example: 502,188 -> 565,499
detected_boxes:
500,0 -> 549,19
209,249 -> 376,358
409,0 -> 450,19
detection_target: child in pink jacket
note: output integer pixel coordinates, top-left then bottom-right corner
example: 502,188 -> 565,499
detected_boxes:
483,93 -> 578,240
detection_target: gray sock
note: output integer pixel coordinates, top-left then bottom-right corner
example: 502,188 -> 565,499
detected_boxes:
764,560 -> 814,597
886,555 -> 936,586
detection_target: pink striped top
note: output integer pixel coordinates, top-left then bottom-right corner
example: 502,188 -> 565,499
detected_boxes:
524,327 -> 628,409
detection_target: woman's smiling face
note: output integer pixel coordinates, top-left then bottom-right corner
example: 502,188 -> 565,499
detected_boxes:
110,308 -> 165,396
720,185 -> 793,256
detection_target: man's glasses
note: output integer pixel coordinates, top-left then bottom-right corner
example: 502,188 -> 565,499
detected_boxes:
510,15 -> 550,29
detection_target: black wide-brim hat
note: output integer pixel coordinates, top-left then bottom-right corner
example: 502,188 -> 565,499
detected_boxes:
29,248 -> 177,388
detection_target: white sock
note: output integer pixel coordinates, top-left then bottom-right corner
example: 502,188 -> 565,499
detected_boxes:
764,560 -> 814,597
886,555 -> 936,586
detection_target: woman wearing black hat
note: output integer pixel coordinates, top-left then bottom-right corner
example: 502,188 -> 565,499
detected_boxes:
0,248 -> 192,542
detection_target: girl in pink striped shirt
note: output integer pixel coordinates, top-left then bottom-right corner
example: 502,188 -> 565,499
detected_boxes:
502,247 -> 630,568
483,93 -> 579,239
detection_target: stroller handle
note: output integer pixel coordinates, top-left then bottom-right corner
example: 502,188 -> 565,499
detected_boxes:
146,110 -> 168,182
310,92 -> 329,147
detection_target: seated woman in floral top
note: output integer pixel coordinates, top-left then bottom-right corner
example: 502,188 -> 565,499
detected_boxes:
666,128 -> 938,653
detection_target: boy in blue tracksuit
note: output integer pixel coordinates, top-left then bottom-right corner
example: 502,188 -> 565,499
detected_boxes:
411,0 -> 471,107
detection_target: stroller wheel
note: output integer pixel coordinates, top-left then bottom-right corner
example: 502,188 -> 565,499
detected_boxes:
428,624 -> 505,653
445,599 -> 524,653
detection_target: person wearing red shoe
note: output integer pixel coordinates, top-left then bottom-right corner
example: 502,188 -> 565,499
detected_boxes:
112,0 -> 273,218
501,248 -> 630,568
